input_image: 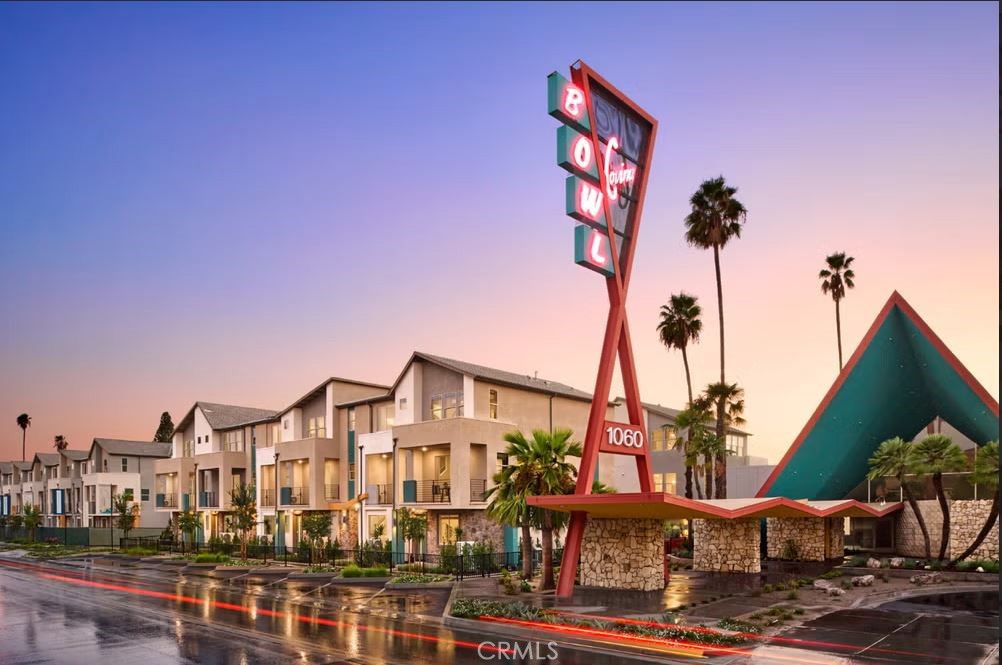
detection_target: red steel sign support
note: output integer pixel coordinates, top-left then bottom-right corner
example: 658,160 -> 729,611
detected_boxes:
548,60 -> 659,598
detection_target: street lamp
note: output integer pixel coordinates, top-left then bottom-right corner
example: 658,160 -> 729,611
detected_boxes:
273,451 -> 280,555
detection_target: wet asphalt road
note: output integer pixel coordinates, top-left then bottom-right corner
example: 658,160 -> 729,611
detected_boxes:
0,556 -> 997,665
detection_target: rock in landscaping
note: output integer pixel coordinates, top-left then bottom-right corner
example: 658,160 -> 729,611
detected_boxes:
909,572 -> 942,585
851,575 -> 874,587
827,587 -> 845,596
813,579 -> 833,590
976,566 -> 985,573
889,557 -> 905,568
866,557 -> 882,569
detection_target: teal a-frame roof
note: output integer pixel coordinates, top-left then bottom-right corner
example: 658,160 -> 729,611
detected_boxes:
758,292 -> 999,500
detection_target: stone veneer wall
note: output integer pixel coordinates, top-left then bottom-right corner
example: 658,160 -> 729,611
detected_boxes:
579,518 -> 664,591
425,510 -> 504,554
767,517 -> 844,561
693,518 -> 760,573
895,499 -> 998,559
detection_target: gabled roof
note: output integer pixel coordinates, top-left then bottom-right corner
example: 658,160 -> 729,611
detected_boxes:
13,461 -> 32,471
758,292 -> 999,500
60,449 -> 90,462
90,439 -> 172,458
0,462 -> 13,474
174,402 -> 279,433
34,453 -> 61,467
390,351 -> 594,402
281,377 -> 390,415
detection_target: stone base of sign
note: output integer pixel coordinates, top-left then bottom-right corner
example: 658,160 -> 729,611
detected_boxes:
579,518 -> 664,591
767,517 -> 844,561
693,518 -> 761,573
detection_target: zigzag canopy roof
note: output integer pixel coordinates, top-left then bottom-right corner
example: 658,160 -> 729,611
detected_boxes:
758,292 -> 999,500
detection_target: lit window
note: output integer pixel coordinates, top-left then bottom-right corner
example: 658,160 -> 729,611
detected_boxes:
653,473 -> 678,494
489,389 -> 499,419
224,430 -> 244,452
348,409 -> 356,433
495,453 -> 509,476
307,417 -> 326,438
430,392 -> 464,420
438,514 -> 460,545
651,429 -> 665,451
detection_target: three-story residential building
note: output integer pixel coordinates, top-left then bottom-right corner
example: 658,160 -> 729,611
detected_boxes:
255,378 -> 389,549
0,462 -> 15,517
82,439 -> 171,528
11,461 -> 32,515
158,402 -> 279,541
52,449 -> 89,527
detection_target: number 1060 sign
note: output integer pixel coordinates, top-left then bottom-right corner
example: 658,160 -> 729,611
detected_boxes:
599,422 -> 646,456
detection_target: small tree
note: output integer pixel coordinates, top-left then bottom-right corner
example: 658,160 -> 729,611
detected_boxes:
227,483 -> 257,560
153,411 -> 174,443
177,510 -> 201,550
396,507 -> 428,557
301,512 -> 333,562
113,493 -> 137,541
10,513 -> 24,530
371,520 -> 386,543
22,504 -> 42,542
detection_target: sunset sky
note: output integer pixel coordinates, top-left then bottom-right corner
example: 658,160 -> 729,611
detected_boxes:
1,2 -> 997,465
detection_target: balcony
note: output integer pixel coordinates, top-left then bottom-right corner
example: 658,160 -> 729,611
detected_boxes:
470,478 -> 487,502
280,486 -> 309,506
156,493 -> 177,509
199,491 -> 218,508
324,485 -> 340,501
260,489 -> 275,507
402,479 -> 451,503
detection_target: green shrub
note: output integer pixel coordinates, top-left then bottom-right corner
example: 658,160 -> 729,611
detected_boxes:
819,570 -> 843,579
341,564 -> 362,577
786,590 -> 799,600
762,584 -> 774,593
846,555 -> 868,567
389,573 -> 450,584
716,618 -> 762,634
122,547 -> 156,557
193,552 -> 229,564
362,566 -> 388,577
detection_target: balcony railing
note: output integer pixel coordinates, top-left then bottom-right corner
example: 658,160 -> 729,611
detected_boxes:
402,479 -> 451,503
324,485 -> 340,501
280,487 -> 309,506
156,493 -> 177,508
260,489 -> 275,507
373,484 -> 392,505
470,478 -> 487,502
199,491 -> 218,508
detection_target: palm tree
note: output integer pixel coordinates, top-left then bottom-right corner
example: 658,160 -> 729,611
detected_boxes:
525,428 -> 582,591
21,504 -> 42,542
486,430 -> 537,580
591,480 -> 616,494
684,176 -> 747,498
53,435 -> 68,451
657,292 -> 703,405
16,413 -> 31,462
819,252 -> 856,369
673,404 -> 713,499
702,382 -> 745,498
868,437 -> 931,559
952,441 -> 999,564
911,434 -> 967,560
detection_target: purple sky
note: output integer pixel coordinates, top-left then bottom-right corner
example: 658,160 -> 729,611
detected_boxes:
1,2 -> 998,463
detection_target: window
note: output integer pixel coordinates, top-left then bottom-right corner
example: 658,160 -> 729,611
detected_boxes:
430,391 -> 464,420
141,489 -> 150,502
399,397 -> 407,410
496,452 -> 509,476
651,428 -> 665,451
348,464 -> 355,481
489,389 -> 499,419
438,514 -> 460,545
121,457 -> 129,472
307,417 -> 326,438
348,409 -> 356,432
123,488 -> 134,500
271,424 -> 281,445
376,404 -> 395,431
368,515 -> 386,540
435,455 -> 450,480
183,440 -> 195,457
197,436 -> 202,444
224,430 -> 244,452
653,473 -> 677,494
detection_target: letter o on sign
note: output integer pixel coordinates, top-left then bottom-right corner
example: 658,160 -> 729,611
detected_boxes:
572,135 -> 593,170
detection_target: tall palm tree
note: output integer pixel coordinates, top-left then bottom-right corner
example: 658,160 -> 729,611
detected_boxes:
952,441 -> 999,564
702,382 -> 745,498
657,292 -> 703,404
525,428 -> 582,591
911,434 -> 967,560
819,252 -> 856,369
673,404 -> 712,499
486,448 -> 534,580
16,413 -> 31,462
868,437 -> 931,559
53,435 -> 68,451
684,176 -> 747,499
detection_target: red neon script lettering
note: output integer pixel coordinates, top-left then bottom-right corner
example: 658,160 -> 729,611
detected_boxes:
603,137 -> 637,202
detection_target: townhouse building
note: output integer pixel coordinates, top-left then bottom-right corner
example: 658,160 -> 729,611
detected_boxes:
254,378 -> 390,549
82,439 -> 171,528
22,455 -> 47,517
50,449 -> 90,527
156,402 -> 281,541
0,462 -> 15,517
11,462 -> 32,514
